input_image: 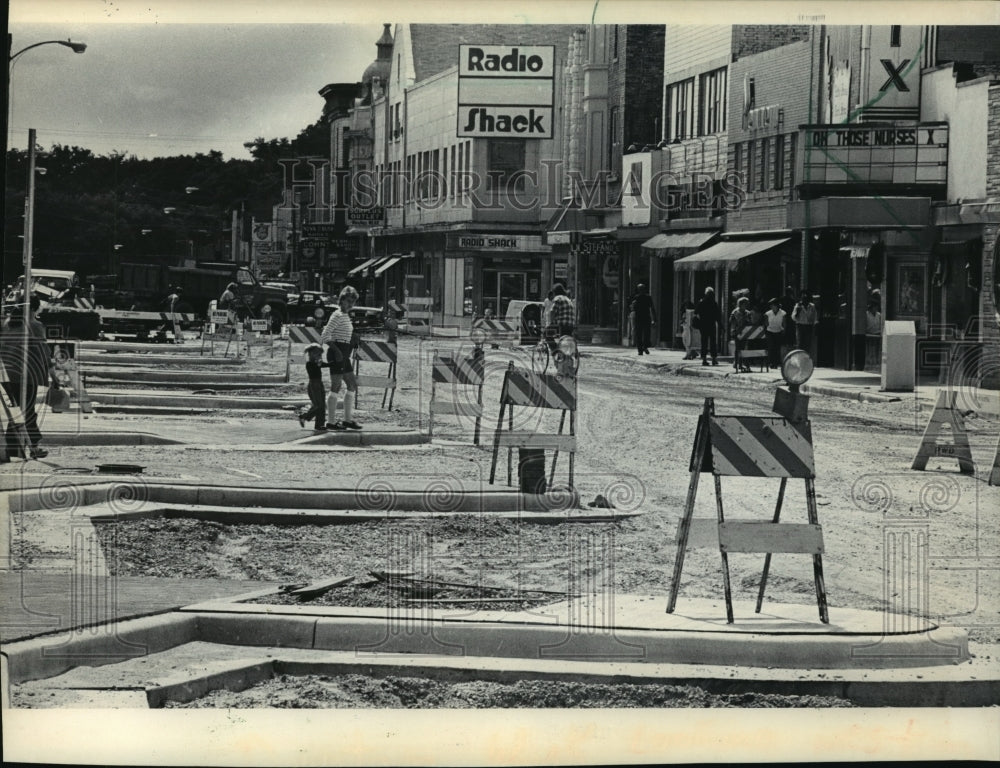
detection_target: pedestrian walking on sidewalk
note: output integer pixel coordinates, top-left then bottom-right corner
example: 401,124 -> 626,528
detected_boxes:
792,289 -> 818,359
729,296 -> 752,371
321,285 -> 362,431
1,294 -> 60,461
764,297 -> 787,369
296,343 -> 330,432
630,283 -> 656,355
695,287 -> 720,366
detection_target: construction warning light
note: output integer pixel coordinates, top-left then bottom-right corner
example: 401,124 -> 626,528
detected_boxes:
781,349 -> 814,389
313,307 -> 325,319
470,327 -> 488,345
557,336 -> 577,357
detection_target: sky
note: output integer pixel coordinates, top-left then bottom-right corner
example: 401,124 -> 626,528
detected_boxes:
8,1 -> 995,161
8,21 -> 384,160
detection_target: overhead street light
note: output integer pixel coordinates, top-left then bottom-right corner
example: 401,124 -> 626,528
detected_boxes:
9,38 -> 87,63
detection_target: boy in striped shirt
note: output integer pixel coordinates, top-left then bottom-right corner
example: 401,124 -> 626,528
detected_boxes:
321,285 -> 362,430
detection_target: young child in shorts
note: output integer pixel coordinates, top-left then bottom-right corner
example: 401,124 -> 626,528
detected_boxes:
296,343 -> 329,431
321,285 -> 362,430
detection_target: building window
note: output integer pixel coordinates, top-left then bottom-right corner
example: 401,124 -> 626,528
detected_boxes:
487,140 -> 526,191
890,25 -> 901,47
666,78 -> 695,141
627,161 -> 643,196
612,26 -> 619,60
760,138 -> 770,192
788,133 -> 796,189
747,140 -> 755,196
733,141 -> 743,187
698,67 -> 727,136
774,134 -> 785,191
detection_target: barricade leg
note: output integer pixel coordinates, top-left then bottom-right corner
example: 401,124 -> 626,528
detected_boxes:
667,399 -> 713,613
428,379 -> 435,439
549,410 -> 566,488
755,476 -> 787,612
569,410 -> 576,489
714,474 -> 735,624
506,403 -> 514,487
805,477 -> 830,623
474,382 -> 483,446
489,403 -> 506,485
387,363 -> 397,410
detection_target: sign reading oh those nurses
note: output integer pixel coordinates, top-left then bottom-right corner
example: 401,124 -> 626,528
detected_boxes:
458,45 -> 555,139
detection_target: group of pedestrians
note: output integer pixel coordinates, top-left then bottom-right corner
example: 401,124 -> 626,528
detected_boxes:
295,285 -> 363,432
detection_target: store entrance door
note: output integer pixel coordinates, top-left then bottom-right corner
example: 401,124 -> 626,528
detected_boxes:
483,270 -> 530,319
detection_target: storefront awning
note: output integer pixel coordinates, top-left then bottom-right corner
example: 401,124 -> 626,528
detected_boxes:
347,256 -> 384,276
641,231 -> 718,254
374,256 -> 402,276
673,238 -> 790,272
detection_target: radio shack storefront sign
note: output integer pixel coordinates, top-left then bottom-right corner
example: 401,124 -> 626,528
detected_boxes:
458,45 -> 555,138
447,233 -> 548,252
800,122 -> 948,187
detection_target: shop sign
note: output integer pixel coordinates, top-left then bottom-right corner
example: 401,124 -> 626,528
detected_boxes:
746,105 -> 783,133
457,44 -> 555,139
348,206 -> 384,223
447,233 -> 547,252
800,122 -> 948,186
573,238 -> 621,258
554,261 -> 568,280
254,249 -> 284,272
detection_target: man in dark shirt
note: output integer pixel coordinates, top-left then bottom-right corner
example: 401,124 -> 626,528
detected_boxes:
696,286 -> 721,366
630,283 -> 657,355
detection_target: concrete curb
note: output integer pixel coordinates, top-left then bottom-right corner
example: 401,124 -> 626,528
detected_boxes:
45,431 -> 184,446
6,482 -> 589,515
2,613 -> 199,684
145,659 -> 276,707
74,502 -> 634,525
84,369 -> 287,384
80,353 -> 249,367
87,391 -> 302,409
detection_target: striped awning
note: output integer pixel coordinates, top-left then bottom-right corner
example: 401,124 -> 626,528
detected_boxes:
347,256 -> 384,276
673,238 -> 790,272
374,256 -> 402,276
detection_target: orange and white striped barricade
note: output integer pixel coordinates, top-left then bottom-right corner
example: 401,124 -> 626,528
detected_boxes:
911,391 -> 975,475
472,317 -> 519,348
353,338 -> 397,410
45,340 -> 92,414
0,360 -> 32,461
429,351 -> 485,444
667,396 -> 829,624
403,296 -> 433,334
736,325 -> 767,372
489,362 -> 578,490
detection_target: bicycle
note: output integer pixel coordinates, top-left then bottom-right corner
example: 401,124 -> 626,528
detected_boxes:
530,326 -> 580,378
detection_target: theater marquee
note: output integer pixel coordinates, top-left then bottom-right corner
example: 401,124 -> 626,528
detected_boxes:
457,44 -> 555,139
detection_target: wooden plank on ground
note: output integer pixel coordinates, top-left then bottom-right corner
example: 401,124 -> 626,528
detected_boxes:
495,431 -> 576,452
287,575 -> 355,598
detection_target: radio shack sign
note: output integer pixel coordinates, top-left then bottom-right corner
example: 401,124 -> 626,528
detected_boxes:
457,44 -> 555,139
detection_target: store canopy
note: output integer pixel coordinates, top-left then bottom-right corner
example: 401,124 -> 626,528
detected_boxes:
347,256 -> 384,276
374,255 -> 402,276
673,238 -> 790,272
641,231 -> 718,254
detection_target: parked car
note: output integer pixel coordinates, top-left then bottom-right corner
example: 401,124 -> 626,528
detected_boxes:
288,291 -> 333,325
350,305 -> 385,333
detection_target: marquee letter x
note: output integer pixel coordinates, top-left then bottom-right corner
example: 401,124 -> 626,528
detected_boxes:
878,59 -> 910,92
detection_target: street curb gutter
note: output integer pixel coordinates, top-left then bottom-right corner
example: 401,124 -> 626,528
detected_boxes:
672,364 -> 902,403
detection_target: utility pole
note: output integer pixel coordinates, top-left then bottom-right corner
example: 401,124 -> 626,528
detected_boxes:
19,128 -> 37,430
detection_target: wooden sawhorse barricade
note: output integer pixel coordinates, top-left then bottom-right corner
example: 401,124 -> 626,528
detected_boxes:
45,340 -> 93,413
472,317 -> 519,348
911,390 -> 976,475
667,396 -> 829,624
0,360 -> 32,461
489,363 -> 577,490
354,338 -> 397,410
735,326 -> 768,372
428,351 -> 485,444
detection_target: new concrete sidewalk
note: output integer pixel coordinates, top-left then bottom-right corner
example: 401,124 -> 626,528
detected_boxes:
580,344 -> 1000,416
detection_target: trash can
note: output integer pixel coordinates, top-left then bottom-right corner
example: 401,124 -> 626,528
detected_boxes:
881,320 -> 916,392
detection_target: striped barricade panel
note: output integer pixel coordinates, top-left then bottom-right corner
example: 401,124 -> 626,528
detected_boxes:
74,297 -> 95,310
501,367 -> 577,411
355,339 -> 397,365
432,354 -> 484,386
405,297 -> 433,322
429,352 -> 485,442
473,318 -> 519,344
739,326 -> 766,342
707,416 -> 814,478
286,326 -> 323,344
